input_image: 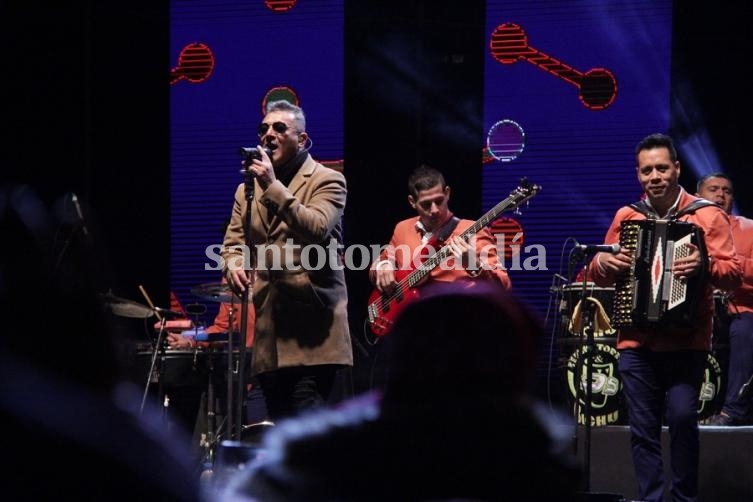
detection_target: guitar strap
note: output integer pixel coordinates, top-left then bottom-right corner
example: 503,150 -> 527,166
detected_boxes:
627,200 -> 657,219
435,216 -> 461,243
419,216 -> 461,258
673,199 -> 716,218
628,198 -> 716,220
427,216 -> 460,246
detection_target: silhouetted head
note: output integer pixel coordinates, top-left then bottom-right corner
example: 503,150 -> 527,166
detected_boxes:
381,281 -> 542,414
0,184 -> 119,393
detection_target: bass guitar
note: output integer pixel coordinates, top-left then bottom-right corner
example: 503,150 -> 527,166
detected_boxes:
366,178 -> 541,337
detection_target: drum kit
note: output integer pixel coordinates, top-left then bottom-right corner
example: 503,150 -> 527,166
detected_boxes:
551,281 -> 725,426
101,282 -> 246,317
103,282 -> 268,470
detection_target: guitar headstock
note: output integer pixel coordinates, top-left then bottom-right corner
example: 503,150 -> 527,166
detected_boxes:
517,177 -> 542,196
511,178 -> 542,215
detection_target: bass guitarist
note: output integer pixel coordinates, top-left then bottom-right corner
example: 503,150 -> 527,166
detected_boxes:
368,165 -> 512,333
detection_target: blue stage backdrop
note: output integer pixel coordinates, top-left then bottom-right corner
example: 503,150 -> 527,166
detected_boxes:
482,0 -> 672,403
170,1 -> 672,382
170,0 -> 344,315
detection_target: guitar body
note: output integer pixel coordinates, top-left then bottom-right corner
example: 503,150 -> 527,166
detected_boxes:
365,178 -> 541,338
367,268 -> 423,338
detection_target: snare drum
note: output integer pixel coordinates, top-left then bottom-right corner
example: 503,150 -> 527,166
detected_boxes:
127,347 -> 210,389
563,346 -> 723,425
565,341 -> 625,426
698,353 -> 723,421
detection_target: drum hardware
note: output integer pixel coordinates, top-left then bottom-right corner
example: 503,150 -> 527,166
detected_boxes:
101,291 -> 155,319
548,273 -> 569,294
186,302 -> 207,316
191,281 -> 246,442
153,306 -> 184,318
100,291 -> 183,320
131,344 -> 257,470
190,281 -> 252,443
136,285 -> 192,417
139,304 -> 171,415
191,282 -> 250,304
123,280 -> 260,471
199,345 -> 220,474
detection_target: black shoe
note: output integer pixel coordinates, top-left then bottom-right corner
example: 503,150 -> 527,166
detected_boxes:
705,413 -> 740,426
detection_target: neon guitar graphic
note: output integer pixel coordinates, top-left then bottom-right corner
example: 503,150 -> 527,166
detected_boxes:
366,178 -> 541,337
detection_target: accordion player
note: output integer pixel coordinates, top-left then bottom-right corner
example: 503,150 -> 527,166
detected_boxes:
612,219 -> 708,328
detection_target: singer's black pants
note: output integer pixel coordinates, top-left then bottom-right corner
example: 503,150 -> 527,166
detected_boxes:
257,364 -> 340,421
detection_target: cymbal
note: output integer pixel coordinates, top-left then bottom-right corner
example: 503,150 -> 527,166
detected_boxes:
100,292 -> 154,319
190,282 -> 250,303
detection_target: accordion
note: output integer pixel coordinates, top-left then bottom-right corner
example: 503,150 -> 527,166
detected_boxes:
612,219 -> 708,328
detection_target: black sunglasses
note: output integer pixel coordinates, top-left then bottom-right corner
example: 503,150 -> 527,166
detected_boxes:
257,121 -> 292,137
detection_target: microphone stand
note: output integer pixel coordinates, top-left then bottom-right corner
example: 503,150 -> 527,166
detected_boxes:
570,249 -> 597,493
229,168 -> 255,441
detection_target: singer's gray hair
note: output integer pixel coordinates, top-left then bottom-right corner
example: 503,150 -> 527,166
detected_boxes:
266,100 -> 306,132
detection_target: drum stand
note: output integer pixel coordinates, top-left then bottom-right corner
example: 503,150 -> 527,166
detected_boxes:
140,320 -> 169,416
220,302 -> 250,443
199,347 -> 219,475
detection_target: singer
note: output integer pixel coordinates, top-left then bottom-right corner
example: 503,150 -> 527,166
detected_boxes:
586,133 -> 741,501
221,100 -> 353,422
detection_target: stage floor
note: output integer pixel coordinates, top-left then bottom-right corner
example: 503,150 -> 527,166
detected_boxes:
575,424 -> 753,501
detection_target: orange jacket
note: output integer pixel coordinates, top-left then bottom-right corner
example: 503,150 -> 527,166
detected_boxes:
727,215 -> 753,314
205,301 -> 255,348
155,302 -> 255,348
588,189 -> 741,351
369,215 -> 512,289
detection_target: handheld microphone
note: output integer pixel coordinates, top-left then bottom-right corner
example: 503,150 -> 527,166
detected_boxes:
239,146 -> 274,171
71,193 -> 89,237
574,243 -> 621,254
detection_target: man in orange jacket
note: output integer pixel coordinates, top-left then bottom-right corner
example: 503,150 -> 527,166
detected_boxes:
587,133 -> 741,501
697,172 -> 753,426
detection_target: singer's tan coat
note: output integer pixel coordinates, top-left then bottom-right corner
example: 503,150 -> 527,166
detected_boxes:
222,154 -> 353,375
